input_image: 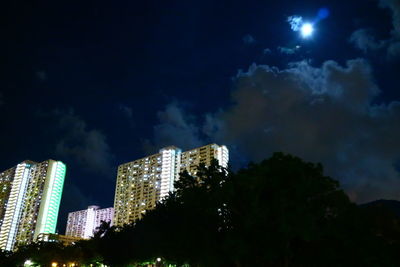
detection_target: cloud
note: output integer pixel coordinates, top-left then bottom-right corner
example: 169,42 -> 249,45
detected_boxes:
263,48 -> 272,54
143,103 -> 204,154
388,41 -> 400,57
349,29 -> 386,53
118,104 -> 133,119
278,46 -> 296,54
379,0 -> 400,34
54,109 -> 115,177
242,34 -> 256,45
148,59 -> 400,203
287,15 -> 303,31
207,59 -> 400,203
350,0 -> 400,59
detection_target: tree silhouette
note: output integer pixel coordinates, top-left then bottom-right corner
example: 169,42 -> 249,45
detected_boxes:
3,152 -> 400,266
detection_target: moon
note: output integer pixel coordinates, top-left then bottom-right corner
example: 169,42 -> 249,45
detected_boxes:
301,23 -> 314,38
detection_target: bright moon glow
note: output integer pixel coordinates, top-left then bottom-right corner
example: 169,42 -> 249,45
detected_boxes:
301,23 -> 314,38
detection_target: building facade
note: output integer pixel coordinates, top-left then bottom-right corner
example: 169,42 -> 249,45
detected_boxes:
36,233 -> 84,246
114,144 -> 229,227
65,206 -> 114,239
0,160 -> 66,251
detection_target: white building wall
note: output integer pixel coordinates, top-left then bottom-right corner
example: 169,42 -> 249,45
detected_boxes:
217,145 -> 229,168
160,147 -> 181,199
95,207 -> 114,227
0,163 -> 32,250
65,209 -> 88,238
66,206 -> 114,239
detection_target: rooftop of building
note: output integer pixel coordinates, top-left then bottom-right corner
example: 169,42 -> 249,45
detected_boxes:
68,206 -> 114,215
118,143 -> 226,167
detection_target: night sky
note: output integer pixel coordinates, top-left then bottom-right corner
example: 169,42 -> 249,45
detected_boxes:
1,0 -> 400,233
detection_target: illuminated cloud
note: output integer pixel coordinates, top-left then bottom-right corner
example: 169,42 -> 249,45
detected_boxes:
278,46 -> 296,54
287,15 -> 303,31
152,59 -> 400,203
210,59 -> 400,203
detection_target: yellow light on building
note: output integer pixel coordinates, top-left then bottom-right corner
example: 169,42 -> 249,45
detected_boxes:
113,144 -> 229,227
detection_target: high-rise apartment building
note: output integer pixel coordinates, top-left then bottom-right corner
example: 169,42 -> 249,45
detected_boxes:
0,160 -> 66,251
180,144 -> 229,175
65,206 -> 114,239
114,144 -> 229,227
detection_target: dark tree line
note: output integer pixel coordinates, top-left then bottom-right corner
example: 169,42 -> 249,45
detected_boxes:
2,153 -> 400,266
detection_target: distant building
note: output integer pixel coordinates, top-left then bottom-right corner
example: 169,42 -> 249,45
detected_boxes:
114,144 -> 229,226
65,206 -> 114,239
0,160 -> 66,251
36,233 -> 84,246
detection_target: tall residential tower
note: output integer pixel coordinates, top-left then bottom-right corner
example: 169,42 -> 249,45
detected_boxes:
65,205 -> 114,239
0,160 -> 66,251
114,144 -> 228,227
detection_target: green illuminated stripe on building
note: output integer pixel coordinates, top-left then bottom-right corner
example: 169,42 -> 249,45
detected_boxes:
34,161 -> 66,239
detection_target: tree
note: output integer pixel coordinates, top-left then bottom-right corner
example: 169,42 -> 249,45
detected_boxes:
93,220 -> 112,239
4,152 -> 400,266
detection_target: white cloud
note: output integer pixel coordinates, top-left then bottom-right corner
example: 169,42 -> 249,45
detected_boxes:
287,15 -> 303,31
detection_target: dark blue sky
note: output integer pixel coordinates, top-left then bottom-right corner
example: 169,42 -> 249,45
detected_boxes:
1,0 -> 399,233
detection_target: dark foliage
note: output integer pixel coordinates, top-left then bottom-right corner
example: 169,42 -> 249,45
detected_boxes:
3,153 -> 400,266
